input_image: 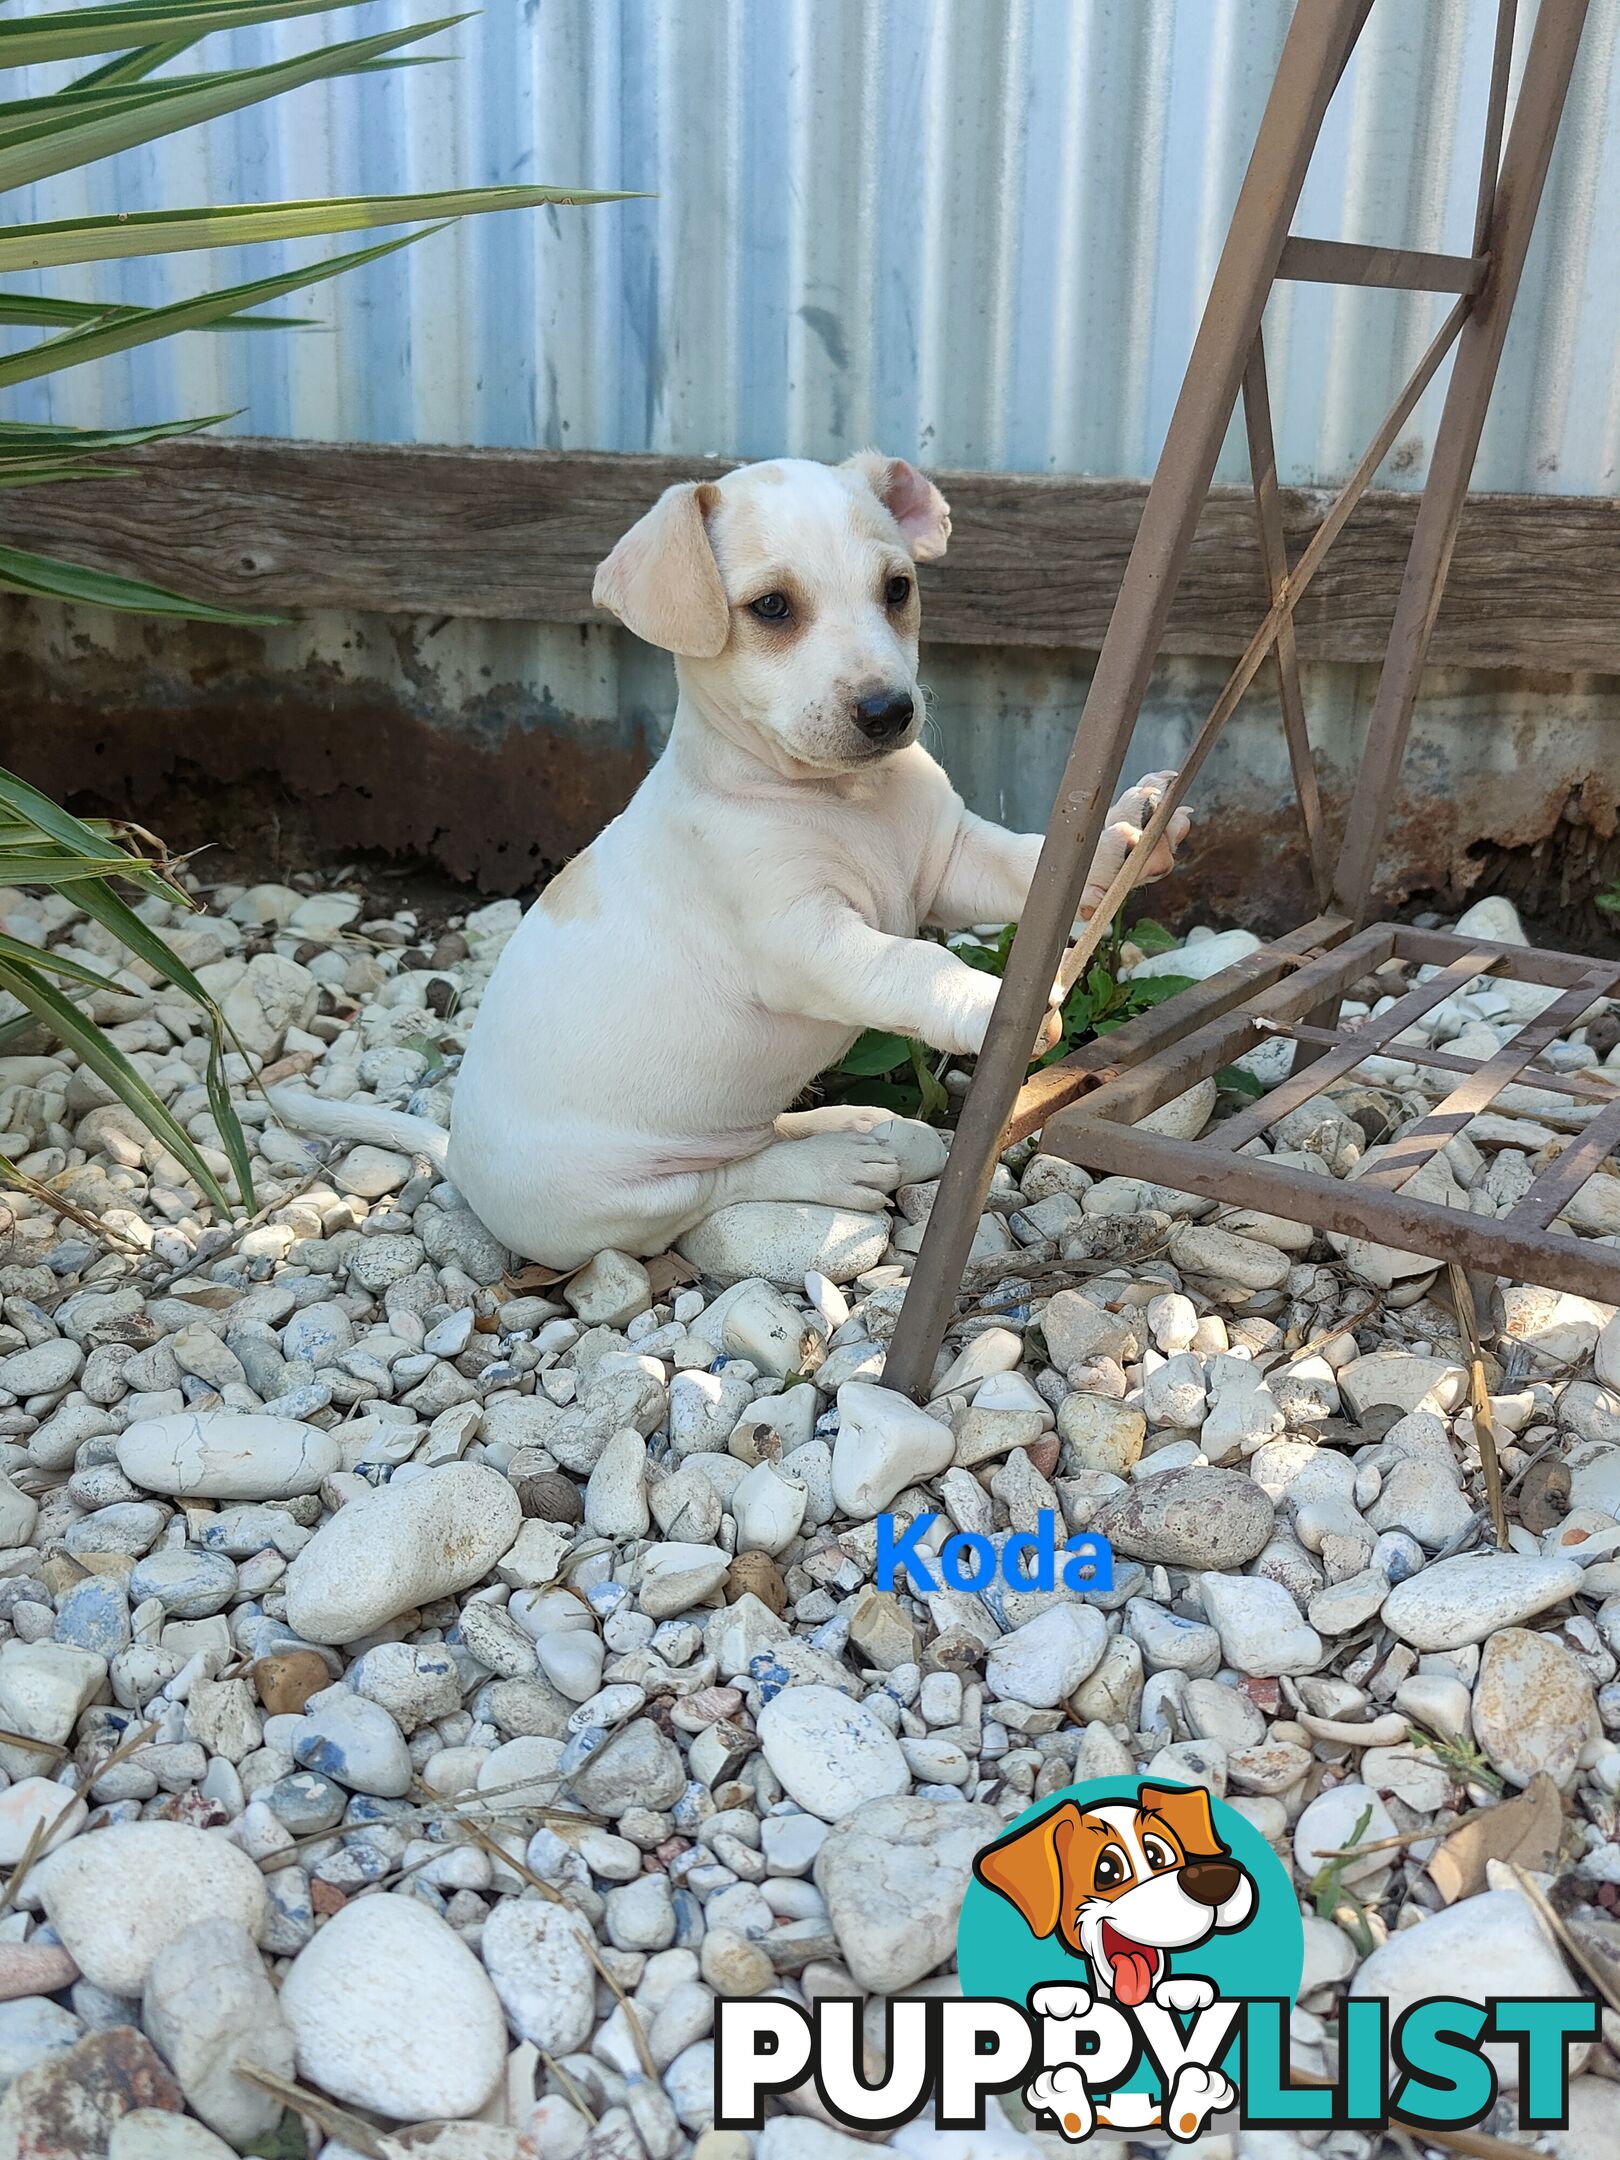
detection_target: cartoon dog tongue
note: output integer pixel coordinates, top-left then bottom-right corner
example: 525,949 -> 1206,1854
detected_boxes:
1101,1922 -> 1159,2007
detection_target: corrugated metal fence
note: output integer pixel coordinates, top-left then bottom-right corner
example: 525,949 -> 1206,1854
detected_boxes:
5,0 -> 1620,913
8,0 -> 1620,489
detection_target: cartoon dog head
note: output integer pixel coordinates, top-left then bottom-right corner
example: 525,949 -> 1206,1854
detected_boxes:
973,1784 -> 1256,2007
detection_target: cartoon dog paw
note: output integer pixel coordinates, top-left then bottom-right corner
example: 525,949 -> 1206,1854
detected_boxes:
1029,1984 -> 1093,2023
1025,2066 -> 1093,2143
1163,2062 -> 1237,2143
1153,1974 -> 1216,2014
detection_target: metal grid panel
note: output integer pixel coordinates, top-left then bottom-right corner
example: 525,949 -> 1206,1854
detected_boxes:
883,0 -> 1610,1398
1039,920 -> 1620,1305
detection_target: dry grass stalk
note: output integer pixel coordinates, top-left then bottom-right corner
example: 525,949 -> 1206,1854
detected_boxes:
458,1820 -> 658,2083
1448,1262 -> 1509,1550
236,2061 -> 389,2157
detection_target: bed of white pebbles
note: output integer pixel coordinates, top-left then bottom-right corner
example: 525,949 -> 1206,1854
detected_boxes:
0,874 -> 1613,2160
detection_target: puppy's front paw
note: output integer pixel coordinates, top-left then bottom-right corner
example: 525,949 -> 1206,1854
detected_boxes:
1025,2066 -> 1093,2143
1079,771 -> 1193,917
937,969 -> 1002,1057
1032,979 -> 1066,1056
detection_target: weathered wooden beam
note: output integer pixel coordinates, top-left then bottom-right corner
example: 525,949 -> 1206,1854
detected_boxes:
3,436 -> 1617,671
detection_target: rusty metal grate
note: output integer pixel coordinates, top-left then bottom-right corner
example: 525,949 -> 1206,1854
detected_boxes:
883,0 -> 1612,1398
1041,922 -> 1620,1309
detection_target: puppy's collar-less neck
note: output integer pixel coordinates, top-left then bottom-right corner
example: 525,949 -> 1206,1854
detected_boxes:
668,693 -> 888,801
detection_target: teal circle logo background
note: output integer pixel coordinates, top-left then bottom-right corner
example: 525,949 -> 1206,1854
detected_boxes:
956,1778 -> 1303,2098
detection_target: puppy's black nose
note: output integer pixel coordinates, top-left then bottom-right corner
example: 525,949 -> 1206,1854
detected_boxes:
853,689 -> 916,743
1180,1861 -> 1242,1907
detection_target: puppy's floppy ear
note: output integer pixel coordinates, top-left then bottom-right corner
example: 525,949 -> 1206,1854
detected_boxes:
1140,1783 -> 1226,1860
974,1801 -> 1079,1940
592,481 -> 729,658
842,449 -> 952,562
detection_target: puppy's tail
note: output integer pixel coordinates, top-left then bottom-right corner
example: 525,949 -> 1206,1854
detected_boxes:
265,1086 -> 451,1173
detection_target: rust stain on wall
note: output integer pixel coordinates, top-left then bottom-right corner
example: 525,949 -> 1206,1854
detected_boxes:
3,599 -> 1616,932
2,643 -> 654,894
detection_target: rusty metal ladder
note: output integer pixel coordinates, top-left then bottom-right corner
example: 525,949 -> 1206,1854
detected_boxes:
884,0 -> 1613,1400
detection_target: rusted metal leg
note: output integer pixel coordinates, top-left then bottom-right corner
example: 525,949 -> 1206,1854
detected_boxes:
882,0 -> 1374,1400
1473,0 -> 1523,255
1332,0 -> 1590,919
1241,330 -> 1332,909
1009,294 -> 1468,1116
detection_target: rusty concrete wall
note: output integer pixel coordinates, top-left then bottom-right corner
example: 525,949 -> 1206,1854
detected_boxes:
5,596 -> 1616,945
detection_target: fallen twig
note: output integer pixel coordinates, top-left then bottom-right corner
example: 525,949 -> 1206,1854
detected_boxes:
540,2049 -> 600,2125
458,1819 -> 659,2082
236,2061 -> 389,2157
1509,1860 -> 1620,2019
1448,1262 -> 1509,1551
0,1718 -> 156,1921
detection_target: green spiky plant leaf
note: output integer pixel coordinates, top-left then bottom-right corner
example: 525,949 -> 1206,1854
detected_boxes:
0,0 -> 628,1226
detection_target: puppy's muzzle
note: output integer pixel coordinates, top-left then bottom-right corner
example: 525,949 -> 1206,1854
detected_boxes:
1179,1860 -> 1242,1907
853,688 -> 916,743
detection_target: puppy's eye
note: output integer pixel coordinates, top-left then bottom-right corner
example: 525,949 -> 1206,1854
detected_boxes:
1093,1846 -> 1129,1890
1142,1837 -> 1176,1872
884,573 -> 912,608
749,592 -> 791,622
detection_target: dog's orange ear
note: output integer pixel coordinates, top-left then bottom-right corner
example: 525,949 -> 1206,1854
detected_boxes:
1140,1783 -> 1226,1859
592,481 -> 729,658
974,1802 -> 1079,1939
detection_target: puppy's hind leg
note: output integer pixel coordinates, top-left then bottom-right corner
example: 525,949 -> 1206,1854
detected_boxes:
774,1103 -> 900,1139
563,1130 -> 906,1259
699,1131 -> 903,1216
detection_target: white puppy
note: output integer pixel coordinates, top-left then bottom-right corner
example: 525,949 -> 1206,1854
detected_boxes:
273,453 -> 1189,1268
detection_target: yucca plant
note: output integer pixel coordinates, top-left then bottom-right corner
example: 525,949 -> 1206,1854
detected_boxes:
0,0 -> 628,1225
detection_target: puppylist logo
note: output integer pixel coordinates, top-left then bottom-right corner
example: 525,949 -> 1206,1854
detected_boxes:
714,1776 -> 1599,2141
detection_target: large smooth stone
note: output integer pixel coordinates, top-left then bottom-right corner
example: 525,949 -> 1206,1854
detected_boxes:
0,1643 -> 107,1775
284,1464 -> 521,1645
832,1383 -> 953,1519
34,1824 -> 267,1995
1329,1151 -> 1468,1289
1091,1466 -> 1274,1570
117,1413 -> 339,1501
757,1684 -> 908,1821
985,1606 -> 1107,1708
1597,1312 -> 1620,1393
1350,1890 -> 1585,2087
1381,1553 -> 1583,1651
1499,1286 -> 1614,1366
678,1204 -> 889,1288
1471,1627 -> 1594,1789
1339,1352 -> 1468,1420
141,1919 -> 293,2146
279,1894 -> 506,2120
814,1796 -> 1002,1993
0,1778 -> 85,1866
479,1898 -> 597,2054
1129,932 -> 1260,984
1200,1573 -> 1323,1677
